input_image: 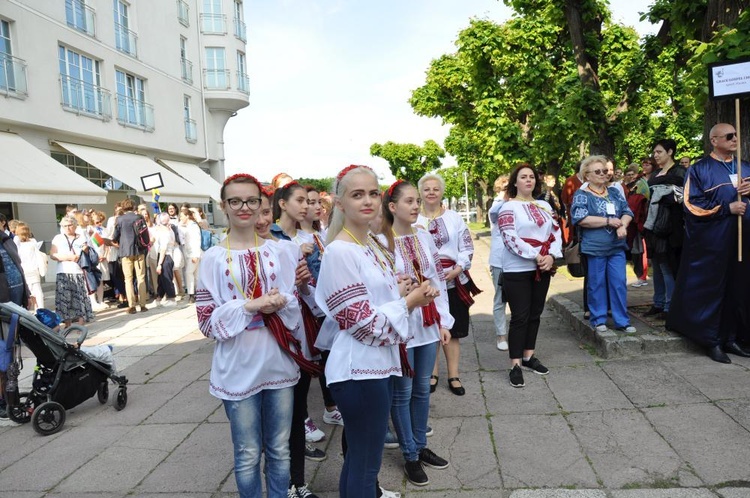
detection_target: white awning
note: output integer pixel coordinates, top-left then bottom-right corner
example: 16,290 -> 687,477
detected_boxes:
54,141 -> 210,204
157,159 -> 222,202
0,132 -> 107,204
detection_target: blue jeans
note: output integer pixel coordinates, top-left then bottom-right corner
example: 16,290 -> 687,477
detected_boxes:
490,266 -> 507,336
586,252 -> 629,328
330,378 -> 392,498
391,340 -> 438,462
223,387 -> 294,498
652,261 -> 674,312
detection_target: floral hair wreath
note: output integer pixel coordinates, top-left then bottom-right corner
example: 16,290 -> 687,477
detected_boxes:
387,179 -> 405,197
223,173 -> 261,187
336,164 -> 374,182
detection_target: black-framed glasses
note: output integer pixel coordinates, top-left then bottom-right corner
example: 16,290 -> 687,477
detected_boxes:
226,197 -> 262,210
712,132 -> 737,141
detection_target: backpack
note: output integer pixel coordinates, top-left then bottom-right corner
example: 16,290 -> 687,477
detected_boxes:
133,217 -> 150,250
200,228 -> 213,251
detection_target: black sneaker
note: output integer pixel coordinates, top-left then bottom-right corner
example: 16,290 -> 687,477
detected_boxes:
643,306 -> 664,316
0,405 -> 8,420
404,460 -> 429,486
419,447 -> 449,469
293,483 -> 319,498
304,443 -> 327,462
522,356 -> 549,375
509,365 -> 525,388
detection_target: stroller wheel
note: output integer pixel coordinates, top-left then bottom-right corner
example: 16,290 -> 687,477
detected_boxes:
97,382 -> 109,404
8,392 -> 33,424
114,387 -> 127,411
31,401 -> 66,436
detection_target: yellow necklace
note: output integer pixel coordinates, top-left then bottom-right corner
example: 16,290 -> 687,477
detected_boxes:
393,228 -> 426,284
225,232 -> 261,299
343,227 -> 391,274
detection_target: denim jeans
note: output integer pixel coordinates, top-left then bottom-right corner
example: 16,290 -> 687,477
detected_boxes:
652,260 -> 674,311
490,266 -> 507,336
330,378 -> 392,498
391,340 -> 438,462
586,252 -> 629,328
223,387 -> 294,498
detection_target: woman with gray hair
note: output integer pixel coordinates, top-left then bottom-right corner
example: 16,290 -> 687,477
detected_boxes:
153,213 -> 177,306
50,215 -> 93,327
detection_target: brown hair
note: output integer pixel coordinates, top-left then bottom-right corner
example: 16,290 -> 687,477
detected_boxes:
506,163 -> 541,199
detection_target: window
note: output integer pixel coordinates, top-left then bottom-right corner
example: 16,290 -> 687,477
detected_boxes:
115,69 -> 153,130
184,95 -> 197,143
236,51 -> 248,93
201,0 -> 226,34
233,0 -> 246,42
52,152 -> 124,190
177,0 -> 190,26
65,0 -> 96,36
58,45 -> 109,118
180,36 -> 192,84
203,47 -> 227,89
0,19 -> 27,96
114,0 -> 137,57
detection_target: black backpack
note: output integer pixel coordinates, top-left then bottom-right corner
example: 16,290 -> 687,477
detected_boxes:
133,217 -> 150,250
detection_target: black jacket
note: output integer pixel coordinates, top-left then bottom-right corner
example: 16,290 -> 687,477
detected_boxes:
0,232 -> 30,307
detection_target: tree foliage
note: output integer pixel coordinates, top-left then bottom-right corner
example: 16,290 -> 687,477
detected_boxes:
369,140 -> 445,185
296,177 -> 335,193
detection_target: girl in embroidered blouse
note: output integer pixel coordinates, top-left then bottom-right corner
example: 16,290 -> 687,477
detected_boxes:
315,165 -> 435,498
498,164 -> 562,388
196,174 -> 308,498
380,180 -> 452,486
416,173 -> 481,396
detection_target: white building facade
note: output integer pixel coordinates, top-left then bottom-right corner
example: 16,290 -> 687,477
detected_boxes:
0,0 -> 250,242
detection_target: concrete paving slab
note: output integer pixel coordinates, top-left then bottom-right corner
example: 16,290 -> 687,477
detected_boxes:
145,352 -> 212,385
495,413 -> 598,488
122,353 -> 185,385
567,409 -> 686,488
546,365 -> 634,412
658,357 -> 750,401
715,398 -> 750,432
509,491 -> 606,498
0,493 -> 44,498
44,494 -> 126,498
610,489 -> 719,498
643,404 -> 750,485
482,369 -> 560,415
80,382 -> 184,427
717,488 -> 750,498
144,381 -> 221,424
0,421 -> 62,471
427,370 -> 485,419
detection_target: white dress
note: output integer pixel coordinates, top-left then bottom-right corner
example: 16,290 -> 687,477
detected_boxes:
196,240 -> 301,401
314,240 -> 410,385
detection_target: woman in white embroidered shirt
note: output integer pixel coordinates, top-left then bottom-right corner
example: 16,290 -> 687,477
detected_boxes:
315,165 -> 435,498
498,164 -> 562,388
196,173 -> 314,498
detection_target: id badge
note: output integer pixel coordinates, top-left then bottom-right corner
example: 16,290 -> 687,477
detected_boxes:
606,203 -> 616,216
729,173 -> 738,187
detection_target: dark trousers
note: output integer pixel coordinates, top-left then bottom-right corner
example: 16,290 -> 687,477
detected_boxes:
317,351 -> 335,408
108,260 -> 126,297
289,370 -> 312,487
503,270 -> 551,359
156,255 -> 176,298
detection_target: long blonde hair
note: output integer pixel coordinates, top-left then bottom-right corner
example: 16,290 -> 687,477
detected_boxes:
326,165 -> 378,245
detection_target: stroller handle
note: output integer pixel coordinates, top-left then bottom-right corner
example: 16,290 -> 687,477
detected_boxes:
63,325 -> 89,348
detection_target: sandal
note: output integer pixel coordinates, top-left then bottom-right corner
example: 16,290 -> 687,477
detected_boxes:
429,375 -> 438,393
447,377 -> 465,396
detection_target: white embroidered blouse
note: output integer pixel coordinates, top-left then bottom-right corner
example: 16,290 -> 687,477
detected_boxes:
314,240 -> 410,385
415,209 -> 474,289
196,240 -> 301,401
497,200 -> 563,273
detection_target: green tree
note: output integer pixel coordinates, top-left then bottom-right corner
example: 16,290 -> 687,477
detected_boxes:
369,140 -> 445,185
296,177 -> 335,193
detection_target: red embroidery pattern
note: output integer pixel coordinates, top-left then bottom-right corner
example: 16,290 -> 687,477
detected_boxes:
326,282 -> 368,311
196,289 -> 216,338
334,300 -> 373,333
526,203 -> 546,227
428,217 -> 449,249
351,366 -> 402,376
497,212 -> 515,230
210,376 -> 299,398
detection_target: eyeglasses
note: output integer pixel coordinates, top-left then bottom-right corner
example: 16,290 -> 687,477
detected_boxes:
226,197 -> 262,210
711,132 -> 737,141
589,169 -> 607,176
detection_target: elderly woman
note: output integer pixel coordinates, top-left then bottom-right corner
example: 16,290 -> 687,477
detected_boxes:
12,222 -> 44,310
417,173 -> 481,396
153,213 -> 177,307
571,155 -> 635,334
50,215 -> 93,327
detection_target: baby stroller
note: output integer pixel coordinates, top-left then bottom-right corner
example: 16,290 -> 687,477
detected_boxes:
0,302 -> 128,435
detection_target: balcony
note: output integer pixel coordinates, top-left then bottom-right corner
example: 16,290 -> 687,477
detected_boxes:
65,0 -> 96,37
114,22 -> 138,57
59,75 -> 112,119
0,54 -> 28,98
203,69 -> 230,90
237,71 -> 249,94
115,94 -> 154,131
181,57 -> 193,84
177,0 -> 190,27
184,118 -> 197,143
234,18 -> 247,42
200,13 -> 227,34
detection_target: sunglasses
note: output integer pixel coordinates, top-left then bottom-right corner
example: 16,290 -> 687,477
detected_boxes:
589,169 -> 607,175
712,132 -> 737,141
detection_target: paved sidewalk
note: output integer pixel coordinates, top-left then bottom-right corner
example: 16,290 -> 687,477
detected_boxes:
0,236 -> 749,497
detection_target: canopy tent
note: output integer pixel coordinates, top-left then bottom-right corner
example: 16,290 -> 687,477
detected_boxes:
157,159 -> 222,202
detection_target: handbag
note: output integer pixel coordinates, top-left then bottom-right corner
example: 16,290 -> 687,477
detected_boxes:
172,246 -> 184,269
563,229 -> 584,278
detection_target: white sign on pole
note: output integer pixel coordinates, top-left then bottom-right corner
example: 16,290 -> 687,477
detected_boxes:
708,59 -> 750,100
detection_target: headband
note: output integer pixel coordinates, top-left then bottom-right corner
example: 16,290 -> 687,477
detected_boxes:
223,173 -> 261,187
387,179 -> 405,197
336,164 -> 373,182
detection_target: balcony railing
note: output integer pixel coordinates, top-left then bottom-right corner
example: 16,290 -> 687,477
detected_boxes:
184,118 -> 197,143
115,94 -> 154,131
234,18 -> 247,42
200,13 -> 227,34
181,57 -> 193,84
0,54 -> 28,97
66,0 -> 96,37
59,74 -> 111,119
203,69 -> 230,90
114,22 -> 138,57
177,0 -> 190,27
237,71 -> 249,94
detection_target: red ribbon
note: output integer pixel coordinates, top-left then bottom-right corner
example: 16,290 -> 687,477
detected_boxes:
299,298 -> 321,357
521,234 -> 556,281
263,312 -> 323,377
399,344 -> 414,378
439,258 -> 482,307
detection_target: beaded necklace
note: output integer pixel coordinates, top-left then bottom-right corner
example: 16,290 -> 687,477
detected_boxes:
393,228 -> 426,284
225,232 -> 261,299
342,227 -> 391,274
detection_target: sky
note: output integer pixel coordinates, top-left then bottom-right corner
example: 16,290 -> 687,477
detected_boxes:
223,0 -> 659,184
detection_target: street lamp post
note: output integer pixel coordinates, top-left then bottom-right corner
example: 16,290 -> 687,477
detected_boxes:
463,171 -> 470,223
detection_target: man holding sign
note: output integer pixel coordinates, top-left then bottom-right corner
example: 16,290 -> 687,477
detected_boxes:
667,123 -> 750,363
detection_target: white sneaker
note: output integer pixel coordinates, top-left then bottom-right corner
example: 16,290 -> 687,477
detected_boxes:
617,325 -> 637,334
379,487 -> 401,498
630,280 -> 648,287
304,417 -> 325,442
323,407 -> 344,426
595,324 -> 608,333
496,339 -> 508,351
162,299 -> 176,307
